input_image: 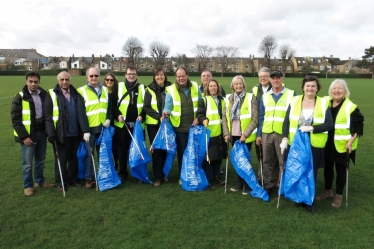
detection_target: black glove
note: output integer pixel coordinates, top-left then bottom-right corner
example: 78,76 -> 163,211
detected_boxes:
48,136 -> 56,144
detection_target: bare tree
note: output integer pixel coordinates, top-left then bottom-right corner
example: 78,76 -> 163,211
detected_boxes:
279,44 -> 296,77
173,54 -> 188,71
258,35 -> 278,68
215,46 -> 239,77
149,41 -> 170,68
191,44 -> 214,71
122,36 -> 143,67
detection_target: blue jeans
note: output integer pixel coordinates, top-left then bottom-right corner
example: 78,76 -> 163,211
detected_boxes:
21,131 -> 47,188
84,132 -> 100,181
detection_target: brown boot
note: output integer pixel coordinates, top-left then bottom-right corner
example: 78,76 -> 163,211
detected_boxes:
331,194 -> 343,208
315,189 -> 333,201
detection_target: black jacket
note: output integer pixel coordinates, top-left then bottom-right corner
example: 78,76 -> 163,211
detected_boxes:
45,84 -> 90,143
11,85 -> 54,143
143,80 -> 172,123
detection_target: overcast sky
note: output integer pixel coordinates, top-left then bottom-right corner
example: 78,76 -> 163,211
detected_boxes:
1,0 -> 373,60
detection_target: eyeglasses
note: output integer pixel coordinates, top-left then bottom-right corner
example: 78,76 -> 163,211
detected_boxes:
105,78 -> 114,82
126,73 -> 137,76
89,75 -> 99,78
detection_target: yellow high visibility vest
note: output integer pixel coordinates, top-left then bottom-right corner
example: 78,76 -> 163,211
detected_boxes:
333,99 -> 358,153
166,81 -> 199,127
262,88 -> 294,135
113,82 -> 145,128
227,93 -> 256,143
288,96 -> 328,148
13,92 -> 31,136
77,85 -> 108,128
204,96 -> 225,137
48,89 -> 59,129
144,88 -> 159,125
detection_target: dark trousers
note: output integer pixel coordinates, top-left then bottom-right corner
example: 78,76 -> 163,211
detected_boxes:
202,160 -> 222,180
175,132 -> 189,174
324,159 -> 346,195
117,127 -> 133,179
147,125 -> 167,181
53,136 -> 79,186
232,136 -> 251,187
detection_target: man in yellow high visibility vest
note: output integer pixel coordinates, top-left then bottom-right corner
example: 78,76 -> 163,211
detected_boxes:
45,71 -> 90,190
11,72 -> 55,196
163,67 -> 202,185
112,66 -> 145,182
256,70 -> 296,194
77,67 -> 113,189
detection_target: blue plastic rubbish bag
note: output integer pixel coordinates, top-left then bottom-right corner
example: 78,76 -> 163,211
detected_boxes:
180,125 -> 210,191
129,120 -> 152,184
151,119 -> 177,178
230,141 -> 269,202
280,129 -> 315,205
97,126 -> 121,191
76,141 -> 86,180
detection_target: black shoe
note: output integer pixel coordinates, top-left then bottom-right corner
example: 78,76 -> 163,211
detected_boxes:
305,205 -> 316,213
230,183 -> 243,192
69,182 -> 83,187
209,179 -> 216,189
242,185 -> 250,195
265,188 -> 273,195
215,176 -> 225,185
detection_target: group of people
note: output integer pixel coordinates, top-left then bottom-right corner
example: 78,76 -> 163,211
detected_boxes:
11,67 -> 363,213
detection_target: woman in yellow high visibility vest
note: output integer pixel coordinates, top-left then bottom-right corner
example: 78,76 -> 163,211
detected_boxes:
283,75 -> 333,213
316,79 -> 364,208
144,69 -> 172,187
226,75 -> 258,195
196,79 -> 229,188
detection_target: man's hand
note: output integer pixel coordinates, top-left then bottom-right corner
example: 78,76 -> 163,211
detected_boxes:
163,112 -> 170,119
118,115 -> 125,123
83,133 -> 90,143
23,137 -> 34,146
136,116 -> 142,122
103,119 -> 110,128
192,118 -> 199,126
280,138 -> 288,155
256,137 -> 262,146
224,135 -> 230,143
239,134 -> 246,143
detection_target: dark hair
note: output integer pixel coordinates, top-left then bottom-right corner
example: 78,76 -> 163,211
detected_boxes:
175,66 -> 189,76
302,75 -> 321,92
26,72 -> 40,81
153,68 -> 168,82
103,73 -> 118,88
204,79 -> 222,97
126,65 -> 137,73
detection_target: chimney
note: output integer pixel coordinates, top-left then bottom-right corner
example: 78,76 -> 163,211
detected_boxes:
349,57 -> 351,60
92,54 -> 94,57
330,55 -> 333,58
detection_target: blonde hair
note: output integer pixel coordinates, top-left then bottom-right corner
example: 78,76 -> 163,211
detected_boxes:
328,79 -> 350,99
230,75 -> 246,92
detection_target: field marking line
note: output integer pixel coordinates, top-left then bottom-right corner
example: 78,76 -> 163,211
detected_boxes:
0,96 -> 13,100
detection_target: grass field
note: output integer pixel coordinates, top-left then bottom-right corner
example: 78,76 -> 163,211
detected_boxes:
1,74 -> 373,248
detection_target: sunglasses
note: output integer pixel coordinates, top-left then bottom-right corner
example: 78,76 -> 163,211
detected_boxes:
89,75 -> 99,78
105,78 -> 114,82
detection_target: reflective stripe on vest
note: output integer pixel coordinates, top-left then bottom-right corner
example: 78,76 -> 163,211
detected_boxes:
145,88 -> 159,125
77,85 -> 108,128
334,99 -> 358,153
262,88 -> 294,135
14,91 -> 31,136
113,82 -> 145,128
226,93 -> 256,143
166,81 -> 199,127
48,89 -> 59,128
205,96 -> 224,137
288,96 -> 328,148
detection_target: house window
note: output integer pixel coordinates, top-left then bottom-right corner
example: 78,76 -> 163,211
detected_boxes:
208,64 -> 212,68
320,65 -> 325,70
302,61 -> 305,63
102,64 -> 105,68
287,66 -> 291,70
82,64 -> 85,67
238,58 -> 242,61
346,65 -> 349,69
191,65 -> 195,69
278,66 -> 282,70
116,64 -> 119,68
318,59 -> 321,63
236,65 -> 239,68
166,65 -> 169,68
149,65 -> 153,68
141,64 -> 144,68
245,64 -> 249,69
298,61 -> 301,63
74,64 -> 77,68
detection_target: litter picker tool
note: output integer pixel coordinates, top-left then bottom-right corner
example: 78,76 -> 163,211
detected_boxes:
224,141 -> 229,194
259,143 -> 264,187
86,141 -> 98,191
277,148 -> 287,209
346,149 -> 350,209
54,141 -> 66,197
122,116 -> 144,160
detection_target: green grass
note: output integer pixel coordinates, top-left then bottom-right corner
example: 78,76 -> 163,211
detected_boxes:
1,75 -> 373,248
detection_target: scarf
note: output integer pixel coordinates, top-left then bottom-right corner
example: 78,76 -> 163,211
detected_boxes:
125,79 -> 139,105
231,91 -> 246,120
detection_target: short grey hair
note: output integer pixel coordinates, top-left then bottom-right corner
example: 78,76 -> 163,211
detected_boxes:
86,67 -> 100,77
230,75 -> 246,92
57,71 -> 71,81
258,67 -> 271,74
328,79 -> 350,99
